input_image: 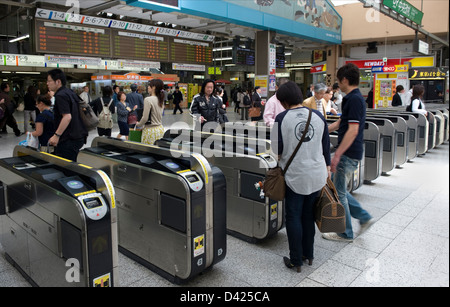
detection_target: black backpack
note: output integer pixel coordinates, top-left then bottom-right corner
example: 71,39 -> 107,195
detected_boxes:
406,99 -> 422,112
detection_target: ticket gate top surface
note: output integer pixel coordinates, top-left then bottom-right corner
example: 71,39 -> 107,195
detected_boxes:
0,146 -> 118,287
162,129 -> 277,169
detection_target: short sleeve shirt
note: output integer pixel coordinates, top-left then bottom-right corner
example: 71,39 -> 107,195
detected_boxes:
337,88 -> 366,160
54,87 -> 88,142
35,109 -> 55,146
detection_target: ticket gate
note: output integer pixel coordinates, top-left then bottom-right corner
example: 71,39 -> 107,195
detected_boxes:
425,112 -> 437,151
362,122 -> 383,183
402,112 -> 429,155
433,107 -> 449,142
157,129 -> 282,243
0,146 -> 118,287
78,137 -> 226,284
368,112 -> 419,161
366,117 -> 397,174
365,114 -> 409,167
429,110 -> 445,147
367,110 -> 429,155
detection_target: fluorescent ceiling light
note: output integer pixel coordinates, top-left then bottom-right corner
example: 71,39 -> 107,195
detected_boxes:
17,72 -> 41,75
213,47 -> 233,51
9,34 -> 30,43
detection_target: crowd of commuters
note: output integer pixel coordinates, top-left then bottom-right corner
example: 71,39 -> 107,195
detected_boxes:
0,65 -> 437,274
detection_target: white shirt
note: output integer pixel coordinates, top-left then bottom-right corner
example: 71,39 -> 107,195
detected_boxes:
411,98 -> 427,115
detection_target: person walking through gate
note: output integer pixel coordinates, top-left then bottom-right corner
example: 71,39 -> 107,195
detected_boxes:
324,63 -> 374,242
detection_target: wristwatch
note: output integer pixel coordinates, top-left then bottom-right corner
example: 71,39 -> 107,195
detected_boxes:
54,133 -> 61,137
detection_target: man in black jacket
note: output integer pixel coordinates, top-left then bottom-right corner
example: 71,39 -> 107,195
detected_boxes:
0,82 -> 22,136
392,85 -> 404,107
172,86 -> 184,114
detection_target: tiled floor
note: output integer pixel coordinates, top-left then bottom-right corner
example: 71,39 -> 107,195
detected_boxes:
1,107 -> 449,287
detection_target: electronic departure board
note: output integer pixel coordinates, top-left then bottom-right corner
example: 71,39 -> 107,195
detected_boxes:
36,20 -> 111,57
276,53 -> 286,69
235,48 -> 255,66
171,40 -> 212,64
113,31 -> 169,61
34,19 -> 213,65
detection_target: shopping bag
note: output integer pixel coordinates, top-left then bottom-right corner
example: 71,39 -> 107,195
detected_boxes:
129,127 -> 142,142
26,133 -> 40,149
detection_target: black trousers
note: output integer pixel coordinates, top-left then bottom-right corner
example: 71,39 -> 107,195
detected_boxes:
55,138 -> 85,162
173,103 -> 183,114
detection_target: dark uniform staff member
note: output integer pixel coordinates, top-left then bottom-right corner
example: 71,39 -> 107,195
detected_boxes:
191,79 -> 221,129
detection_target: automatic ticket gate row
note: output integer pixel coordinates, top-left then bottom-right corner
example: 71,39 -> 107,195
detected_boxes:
368,108 -> 433,154
368,115 -> 410,167
78,137 -> 226,284
217,124 -> 364,193
0,146 -> 118,287
156,129 -> 282,243
367,111 -> 422,160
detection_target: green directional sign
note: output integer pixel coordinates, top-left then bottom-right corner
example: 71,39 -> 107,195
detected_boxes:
382,0 -> 424,25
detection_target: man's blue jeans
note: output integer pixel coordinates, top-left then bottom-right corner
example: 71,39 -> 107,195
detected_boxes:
285,185 -> 319,266
333,155 -> 372,239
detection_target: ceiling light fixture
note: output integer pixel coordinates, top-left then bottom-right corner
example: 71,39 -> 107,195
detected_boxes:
9,34 -> 30,43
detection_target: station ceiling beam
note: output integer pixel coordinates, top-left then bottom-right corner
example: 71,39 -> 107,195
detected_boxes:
0,0 -> 34,9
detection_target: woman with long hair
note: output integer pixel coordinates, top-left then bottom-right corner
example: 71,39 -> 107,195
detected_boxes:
136,79 -> 165,145
410,84 -> 428,116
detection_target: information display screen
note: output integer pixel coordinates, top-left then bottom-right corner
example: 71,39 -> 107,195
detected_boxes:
235,48 -> 255,66
36,20 -> 111,56
35,19 -> 212,65
113,31 -> 169,61
171,40 -> 212,64
234,48 -> 285,68
276,53 -> 285,68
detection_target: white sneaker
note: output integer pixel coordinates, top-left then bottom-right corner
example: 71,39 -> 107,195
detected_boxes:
359,218 -> 375,235
322,233 -> 353,242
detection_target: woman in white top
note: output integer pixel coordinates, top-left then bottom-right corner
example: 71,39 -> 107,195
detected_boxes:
136,79 -> 165,145
322,88 -> 338,117
410,84 -> 428,116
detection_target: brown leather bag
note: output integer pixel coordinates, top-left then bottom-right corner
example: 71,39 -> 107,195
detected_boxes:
314,177 -> 346,233
248,103 -> 261,118
263,109 -> 312,201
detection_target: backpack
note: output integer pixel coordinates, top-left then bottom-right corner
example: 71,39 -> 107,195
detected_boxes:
243,94 -> 252,106
406,98 -> 422,112
78,96 -> 99,131
97,98 -> 114,129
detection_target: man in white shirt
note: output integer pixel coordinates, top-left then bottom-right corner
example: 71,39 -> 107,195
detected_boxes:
79,86 -> 91,104
402,86 -> 413,107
